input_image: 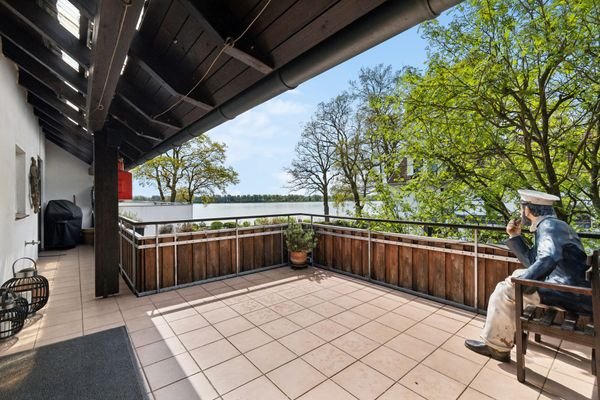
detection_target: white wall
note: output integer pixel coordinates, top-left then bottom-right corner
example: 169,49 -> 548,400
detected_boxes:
0,41 -> 46,285
45,140 -> 94,229
119,203 -> 194,235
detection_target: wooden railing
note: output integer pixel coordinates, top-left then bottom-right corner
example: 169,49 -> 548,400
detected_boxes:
118,213 -> 600,312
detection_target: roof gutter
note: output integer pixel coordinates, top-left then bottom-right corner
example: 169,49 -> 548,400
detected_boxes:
126,0 -> 463,169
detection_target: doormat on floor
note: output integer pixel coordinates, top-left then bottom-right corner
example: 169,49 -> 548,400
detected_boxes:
0,327 -> 147,400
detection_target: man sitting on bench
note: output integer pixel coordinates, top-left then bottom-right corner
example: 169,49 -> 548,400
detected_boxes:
465,189 -> 591,362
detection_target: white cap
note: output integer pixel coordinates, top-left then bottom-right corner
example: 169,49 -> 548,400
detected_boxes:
518,189 -> 560,206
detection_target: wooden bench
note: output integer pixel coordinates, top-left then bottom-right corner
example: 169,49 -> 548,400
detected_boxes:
512,250 -> 599,397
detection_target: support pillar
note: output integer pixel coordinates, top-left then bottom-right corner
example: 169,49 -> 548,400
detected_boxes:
94,128 -> 120,297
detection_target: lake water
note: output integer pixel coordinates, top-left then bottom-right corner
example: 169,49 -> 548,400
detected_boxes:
192,201 -> 358,220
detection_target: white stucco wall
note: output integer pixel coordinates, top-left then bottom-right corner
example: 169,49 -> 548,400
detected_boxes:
45,140 -> 94,229
0,41 -> 46,285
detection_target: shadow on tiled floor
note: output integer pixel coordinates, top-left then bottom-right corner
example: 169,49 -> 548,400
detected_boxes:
1,246 -> 597,400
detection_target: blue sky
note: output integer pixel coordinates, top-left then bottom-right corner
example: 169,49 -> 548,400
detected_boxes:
134,18 -> 445,197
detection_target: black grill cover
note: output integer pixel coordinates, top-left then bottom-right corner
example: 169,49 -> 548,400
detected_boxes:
44,200 -> 83,249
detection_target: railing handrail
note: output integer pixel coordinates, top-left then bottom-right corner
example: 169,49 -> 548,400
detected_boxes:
117,212 -> 600,239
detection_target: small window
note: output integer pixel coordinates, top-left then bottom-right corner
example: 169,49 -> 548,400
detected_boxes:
15,145 -> 27,218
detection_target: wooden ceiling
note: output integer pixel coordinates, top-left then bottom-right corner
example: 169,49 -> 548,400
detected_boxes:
0,0 -> 454,166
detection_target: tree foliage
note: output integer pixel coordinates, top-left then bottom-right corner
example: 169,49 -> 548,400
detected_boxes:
370,0 -> 599,224
133,136 -> 239,203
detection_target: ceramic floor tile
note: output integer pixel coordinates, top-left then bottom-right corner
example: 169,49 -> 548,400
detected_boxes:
270,300 -> 304,316
189,338 -> 241,370
361,345 -> 418,380
332,361 -> 394,400
309,302 -> 345,318
405,322 -> 453,347
213,316 -> 254,337
355,321 -> 400,344
458,388 -> 494,400
152,370 -> 218,400
400,364 -> 466,400
305,319 -> 349,342
297,380 -> 356,400
423,348 -> 484,385
178,325 -> 223,351
168,314 -> 210,335
260,317 -> 302,339
245,340 -> 297,373
330,310 -> 370,330
244,308 -> 281,325
204,355 -> 262,395
222,376 -> 288,400
332,331 -> 379,359
351,303 -> 388,320
228,327 -> 273,353
287,309 -> 325,327
393,303 -> 434,321
378,384 -> 426,400
201,306 -> 239,324
144,352 -> 201,391
470,365 -> 541,400
302,343 -> 356,377
385,334 -> 437,362
279,329 -> 326,356
136,336 -> 186,367
267,358 -> 326,399
421,313 -> 467,334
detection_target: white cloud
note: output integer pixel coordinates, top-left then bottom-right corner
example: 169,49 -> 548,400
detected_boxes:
263,98 -> 307,115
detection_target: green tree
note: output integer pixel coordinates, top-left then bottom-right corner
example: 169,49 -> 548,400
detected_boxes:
134,136 -> 238,203
373,0 -> 600,224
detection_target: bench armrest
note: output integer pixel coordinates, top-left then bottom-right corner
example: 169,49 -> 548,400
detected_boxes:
511,277 -> 592,296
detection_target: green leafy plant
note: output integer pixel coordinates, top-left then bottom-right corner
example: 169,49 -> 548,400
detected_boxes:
159,224 -> 173,234
223,221 -> 238,229
210,221 -> 223,230
284,220 -> 317,252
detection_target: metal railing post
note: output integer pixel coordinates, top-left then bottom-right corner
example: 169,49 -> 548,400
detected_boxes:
155,224 -> 160,293
367,224 -> 372,280
132,224 -> 136,291
474,228 -> 479,310
174,226 -> 178,287
118,219 -> 123,269
235,218 -> 240,275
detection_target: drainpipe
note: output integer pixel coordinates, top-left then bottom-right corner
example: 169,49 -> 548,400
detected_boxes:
126,0 -> 463,168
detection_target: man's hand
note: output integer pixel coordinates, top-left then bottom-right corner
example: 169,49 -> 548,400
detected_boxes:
506,219 -> 521,237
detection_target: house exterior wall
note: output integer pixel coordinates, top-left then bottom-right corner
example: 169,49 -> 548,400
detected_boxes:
45,140 -> 94,229
0,41 -> 46,285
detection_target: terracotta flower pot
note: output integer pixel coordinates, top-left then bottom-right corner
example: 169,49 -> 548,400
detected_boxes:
290,251 -> 308,266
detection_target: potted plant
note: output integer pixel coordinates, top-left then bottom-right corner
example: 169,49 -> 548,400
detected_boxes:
284,219 -> 317,268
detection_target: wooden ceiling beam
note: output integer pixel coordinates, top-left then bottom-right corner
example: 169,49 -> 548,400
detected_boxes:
30,101 -> 91,140
106,115 -> 154,153
0,0 -> 90,68
2,45 -> 86,108
110,97 -> 165,142
34,109 -> 90,142
86,0 -> 144,131
128,37 -> 214,111
20,74 -> 86,126
41,121 -> 92,152
68,0 -> 97,21
116,80 -> 183,130
180,0 -> 274,74
44,129 -> 92,164
0,14 -> 87,92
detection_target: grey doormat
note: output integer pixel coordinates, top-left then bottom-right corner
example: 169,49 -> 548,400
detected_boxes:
0,327 -> 147,400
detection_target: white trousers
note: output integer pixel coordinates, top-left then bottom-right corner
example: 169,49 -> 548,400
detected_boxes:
481,269 -> 540,352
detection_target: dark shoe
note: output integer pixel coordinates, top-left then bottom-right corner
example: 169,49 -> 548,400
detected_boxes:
464,339 -> 511,362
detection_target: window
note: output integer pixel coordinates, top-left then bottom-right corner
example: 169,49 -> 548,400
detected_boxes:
15,145 -> 27,218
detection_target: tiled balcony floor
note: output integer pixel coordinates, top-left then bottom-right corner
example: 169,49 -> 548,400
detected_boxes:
1,246 -> 597,399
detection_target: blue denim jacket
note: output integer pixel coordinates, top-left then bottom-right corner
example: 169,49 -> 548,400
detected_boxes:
506,216 -> 591,313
